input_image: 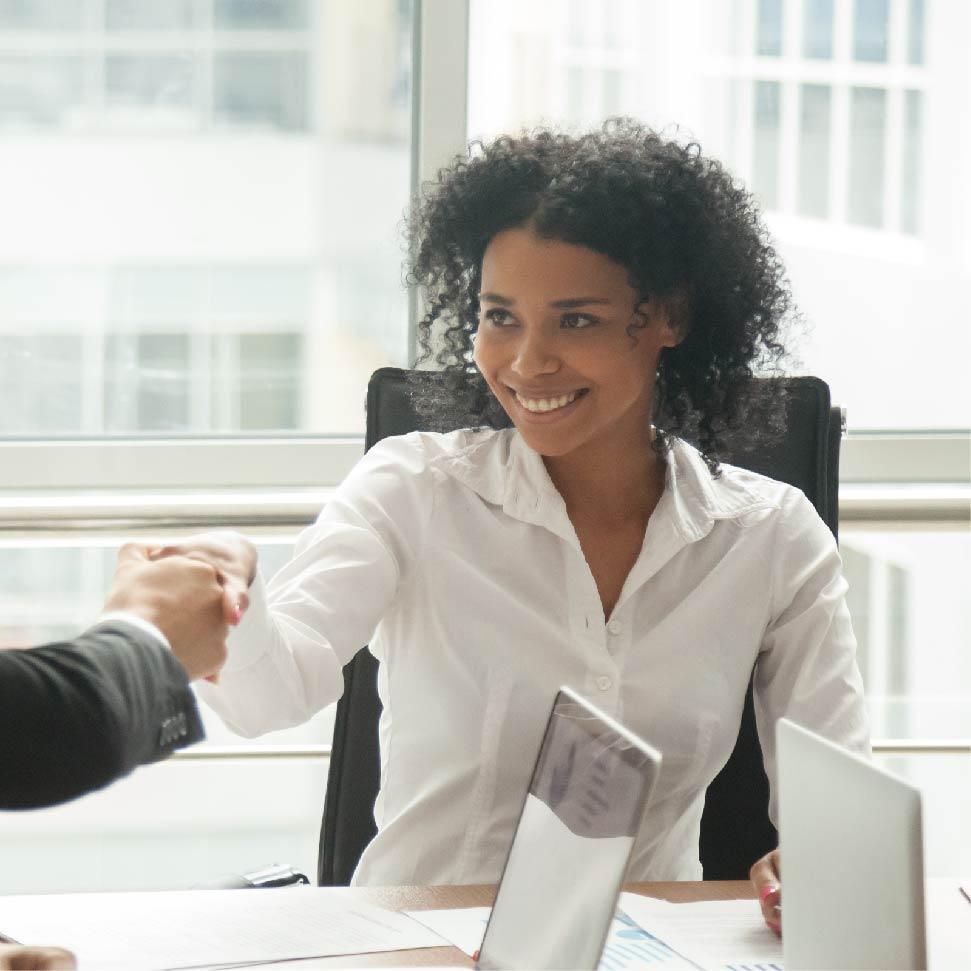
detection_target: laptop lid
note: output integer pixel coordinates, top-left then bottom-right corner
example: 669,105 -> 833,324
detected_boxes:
475,687 -> 662,971
778,718 -> 926,971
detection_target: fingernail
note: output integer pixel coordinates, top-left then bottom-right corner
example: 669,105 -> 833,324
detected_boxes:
231,602 -> 242,625
759,884 -> 781,904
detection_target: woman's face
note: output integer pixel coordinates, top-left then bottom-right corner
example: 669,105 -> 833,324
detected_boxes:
473,226 -> 679,459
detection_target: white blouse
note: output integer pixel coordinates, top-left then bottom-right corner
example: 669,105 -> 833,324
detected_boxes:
198,427 -> 870,886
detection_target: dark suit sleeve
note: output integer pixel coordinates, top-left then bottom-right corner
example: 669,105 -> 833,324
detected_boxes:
0,621 -> 204,810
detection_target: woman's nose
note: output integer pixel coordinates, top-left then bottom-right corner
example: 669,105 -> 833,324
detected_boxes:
510,330 -> 559,377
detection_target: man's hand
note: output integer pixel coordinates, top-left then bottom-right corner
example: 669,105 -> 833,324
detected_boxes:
146,531 -> 258,626
103,545 -> 229,682
750,847 -> 782,935
0,943 -> 75,969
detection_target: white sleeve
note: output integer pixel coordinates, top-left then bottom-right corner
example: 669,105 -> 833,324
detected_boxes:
196,433 -> 437,737
754,489 -> 871,827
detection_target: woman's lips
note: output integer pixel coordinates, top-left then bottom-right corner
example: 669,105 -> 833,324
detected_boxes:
508,387 -> 589,421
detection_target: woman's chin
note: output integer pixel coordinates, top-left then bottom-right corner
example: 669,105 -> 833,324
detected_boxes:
512,424 -> 584,458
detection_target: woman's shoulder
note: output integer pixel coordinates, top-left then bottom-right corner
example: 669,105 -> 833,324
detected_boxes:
670,438 -> 825,529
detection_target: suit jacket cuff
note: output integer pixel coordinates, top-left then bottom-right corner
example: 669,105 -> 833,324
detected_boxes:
92,612 -> 171,650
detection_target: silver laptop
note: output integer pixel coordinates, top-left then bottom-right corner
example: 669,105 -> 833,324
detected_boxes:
778,718 -> 926,970
475,687 -> 662,970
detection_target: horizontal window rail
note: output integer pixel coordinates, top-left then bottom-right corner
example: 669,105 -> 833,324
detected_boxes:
0,484 -> 966,537
167,740 -> 971,762
172,745 -> 332,761
0,431 -> 966,495
871,740 -> 971,756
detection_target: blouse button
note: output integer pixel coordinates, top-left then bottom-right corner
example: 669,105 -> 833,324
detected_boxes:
606,619 -> 623,635
596,675 -> 612,691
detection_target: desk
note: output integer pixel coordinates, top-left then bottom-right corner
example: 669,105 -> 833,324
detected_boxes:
278,881 -> 753,968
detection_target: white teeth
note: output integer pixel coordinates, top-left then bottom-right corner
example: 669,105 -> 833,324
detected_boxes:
515,390 -> 581,413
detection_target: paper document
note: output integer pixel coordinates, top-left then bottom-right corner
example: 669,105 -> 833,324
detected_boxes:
405,906 -> 698,970
619,894 -> 783,971
0,887 -> 445,971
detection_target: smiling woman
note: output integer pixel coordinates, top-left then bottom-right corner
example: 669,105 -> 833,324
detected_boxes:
161,121 -> 869,914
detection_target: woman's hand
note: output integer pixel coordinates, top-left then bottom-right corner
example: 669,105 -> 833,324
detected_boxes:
750,847 -> 782,935
0,943 -> 75,969
147,531 -> 258,627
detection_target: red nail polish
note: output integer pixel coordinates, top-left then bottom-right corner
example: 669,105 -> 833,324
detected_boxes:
759,884 -> 780,904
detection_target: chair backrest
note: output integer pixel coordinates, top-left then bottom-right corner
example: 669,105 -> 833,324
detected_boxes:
318,367 -> 841,885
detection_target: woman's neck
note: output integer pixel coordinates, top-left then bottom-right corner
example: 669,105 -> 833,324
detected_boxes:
543,428 -> 665,528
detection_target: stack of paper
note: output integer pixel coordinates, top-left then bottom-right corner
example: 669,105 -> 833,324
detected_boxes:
406,894 -> 783,971
0,887 -> 445,970
619,894 -> 783,971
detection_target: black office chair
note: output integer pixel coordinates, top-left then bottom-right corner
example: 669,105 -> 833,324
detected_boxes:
317,367 -> 843,885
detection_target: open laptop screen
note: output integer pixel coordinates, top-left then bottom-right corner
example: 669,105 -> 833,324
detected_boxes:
476,687 -> 661,970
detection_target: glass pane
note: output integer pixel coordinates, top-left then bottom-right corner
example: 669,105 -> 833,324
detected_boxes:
853,0 -> 890,62
0,756 -> 329,893
901,89 -> 922,234
602,69 -> 623,116
908,0 -> 925,64
802,0 -> 834,59
1,5 -> 412,437
872,755 -> 971,879
752,80 -> 781,209
756,0 -> 784,55
848,86 -> 886,227
0,335 -> 83,435
215,0 -> 309,30
0,549 -> 86,646
797,83 -> 831,217
213,52 -> 309,131
0,56 -> 84,129
0,0 -> 82,30
842,528 -> 971,740
104,334 -> 192,432
105,0 -> 199,30
105,55 -> 199,129
466,0 -> 966,431
236,332 -> 302,431
602,0 -> 623,49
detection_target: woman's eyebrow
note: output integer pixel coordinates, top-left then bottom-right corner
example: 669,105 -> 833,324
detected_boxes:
478,293 -> 612,308
549,297 -> 612,308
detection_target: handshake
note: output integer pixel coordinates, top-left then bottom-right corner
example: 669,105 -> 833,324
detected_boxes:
103,532 -> 258,682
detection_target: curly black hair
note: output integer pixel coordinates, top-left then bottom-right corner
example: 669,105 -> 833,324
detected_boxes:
406,118 -> 794,469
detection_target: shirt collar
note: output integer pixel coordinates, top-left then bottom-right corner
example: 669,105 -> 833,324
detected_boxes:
434,427 -> 776,545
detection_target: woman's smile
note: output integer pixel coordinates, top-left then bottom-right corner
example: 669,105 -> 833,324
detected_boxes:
510,386 -> 589,418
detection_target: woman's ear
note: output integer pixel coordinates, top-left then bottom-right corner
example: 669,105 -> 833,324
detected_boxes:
634,297 -> 685,348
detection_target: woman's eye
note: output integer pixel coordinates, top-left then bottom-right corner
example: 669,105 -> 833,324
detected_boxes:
484,309 -> 514,327
561,313 -> 597,329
